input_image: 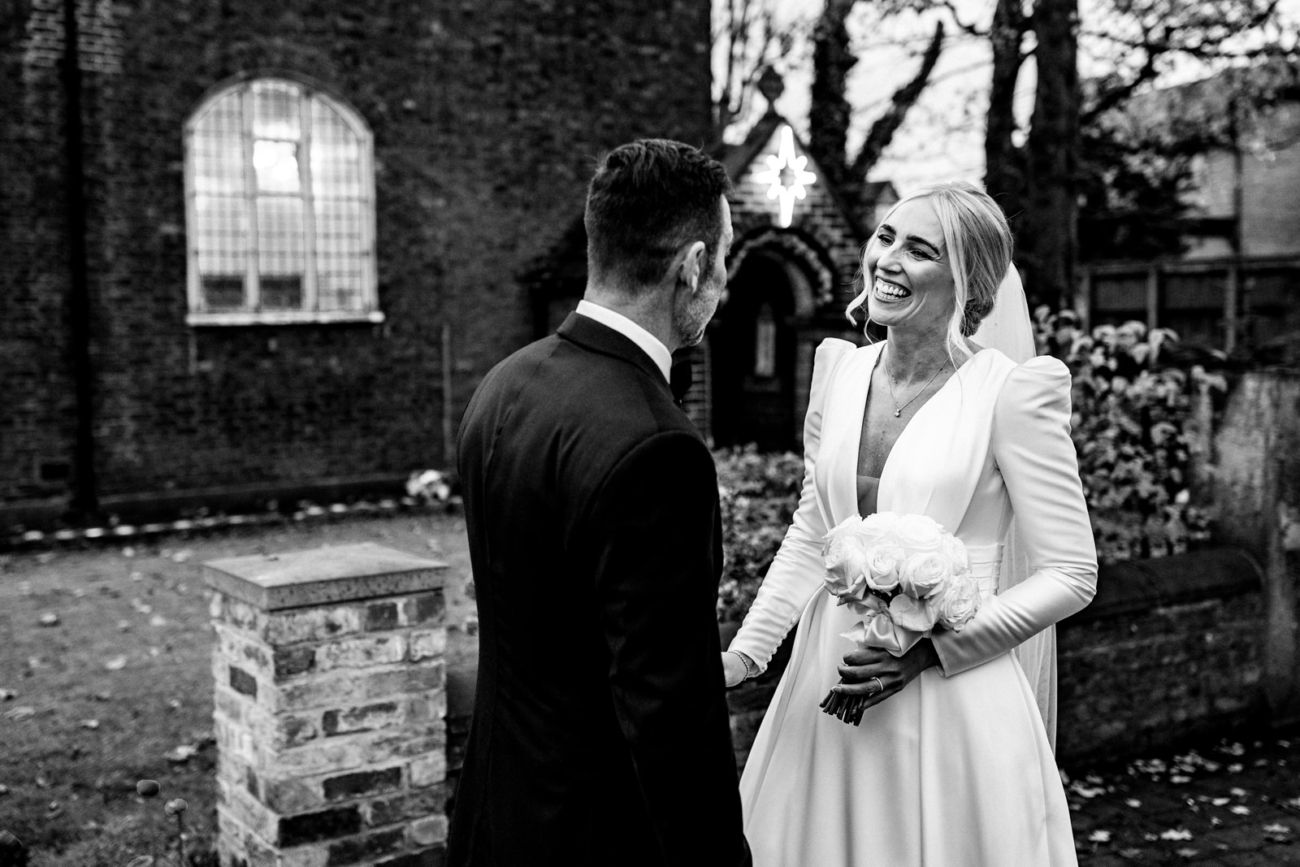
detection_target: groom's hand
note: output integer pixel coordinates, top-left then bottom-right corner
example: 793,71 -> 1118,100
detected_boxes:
834,639 -> 940,710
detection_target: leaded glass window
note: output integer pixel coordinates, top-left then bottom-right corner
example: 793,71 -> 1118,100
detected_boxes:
184,78 -> 379,324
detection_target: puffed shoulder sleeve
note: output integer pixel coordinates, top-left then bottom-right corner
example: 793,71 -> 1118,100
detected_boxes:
931,356 -> 1099,676
727,337 -> 855,672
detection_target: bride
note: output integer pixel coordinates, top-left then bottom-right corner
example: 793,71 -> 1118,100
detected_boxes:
722,181 -> 1097,866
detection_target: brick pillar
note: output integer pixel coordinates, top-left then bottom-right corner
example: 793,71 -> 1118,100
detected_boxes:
204,542 -> 450,867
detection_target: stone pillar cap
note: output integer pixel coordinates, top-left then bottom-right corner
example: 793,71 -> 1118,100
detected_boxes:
204,542 -> 448,611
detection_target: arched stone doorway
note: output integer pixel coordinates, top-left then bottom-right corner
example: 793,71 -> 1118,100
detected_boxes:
711,243 -> 820,451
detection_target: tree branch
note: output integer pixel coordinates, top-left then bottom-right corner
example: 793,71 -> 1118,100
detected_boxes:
850,20 -> 946,179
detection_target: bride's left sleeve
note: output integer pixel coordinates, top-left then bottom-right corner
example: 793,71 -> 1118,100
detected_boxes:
931,355 -> 1098,676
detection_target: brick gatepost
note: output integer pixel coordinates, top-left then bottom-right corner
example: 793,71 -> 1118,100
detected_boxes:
205,543 -> 450,867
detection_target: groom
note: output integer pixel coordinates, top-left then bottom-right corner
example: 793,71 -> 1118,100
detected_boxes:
447,140 -> 751,867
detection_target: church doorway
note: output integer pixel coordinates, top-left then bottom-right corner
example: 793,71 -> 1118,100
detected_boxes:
710,246 -> 816,451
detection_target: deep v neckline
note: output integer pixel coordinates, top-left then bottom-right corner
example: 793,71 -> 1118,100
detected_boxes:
854,344 -> 992,498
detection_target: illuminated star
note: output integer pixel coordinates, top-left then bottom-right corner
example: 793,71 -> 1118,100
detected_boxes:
754,125 -> 817,228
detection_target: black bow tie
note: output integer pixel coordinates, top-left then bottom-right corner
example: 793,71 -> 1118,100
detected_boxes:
670,357 -> 693,407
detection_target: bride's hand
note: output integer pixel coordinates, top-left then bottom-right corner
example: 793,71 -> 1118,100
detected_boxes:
832,639 -> 939,712
721,651 -> 749,688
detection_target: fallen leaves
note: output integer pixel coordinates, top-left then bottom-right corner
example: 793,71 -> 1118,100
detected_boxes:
104,655 -> 127,671
38,612 -> 60,627
3,706 -> 36,721
165,744 -> 199,764
1160,828 -> 1194,841
1069,779 -> 1108,799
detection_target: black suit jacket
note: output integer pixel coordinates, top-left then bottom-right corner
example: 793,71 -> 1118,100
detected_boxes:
448,313 -> 750,867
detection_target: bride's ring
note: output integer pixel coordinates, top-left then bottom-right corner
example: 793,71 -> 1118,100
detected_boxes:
868,676 -> 883,696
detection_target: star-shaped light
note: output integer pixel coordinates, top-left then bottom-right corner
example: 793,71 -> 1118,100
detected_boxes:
754,125 -> 817,228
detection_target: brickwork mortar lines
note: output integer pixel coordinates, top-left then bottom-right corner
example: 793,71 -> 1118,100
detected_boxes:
207,543 -> 449,865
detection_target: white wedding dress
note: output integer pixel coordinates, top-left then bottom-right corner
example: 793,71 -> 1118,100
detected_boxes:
729,338 -> 1098,867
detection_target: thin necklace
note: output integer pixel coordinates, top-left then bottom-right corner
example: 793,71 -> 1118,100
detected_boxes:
884,350 -> 947,418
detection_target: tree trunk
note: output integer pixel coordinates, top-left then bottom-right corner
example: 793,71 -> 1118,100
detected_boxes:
984,0 -> 1027,222
808,0 -> 857,191
811,0 -> 943,230
1023,0 -> 1080,311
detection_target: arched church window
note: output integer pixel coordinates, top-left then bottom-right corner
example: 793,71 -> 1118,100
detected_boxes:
754,302 -> 776,378
183,77 -> 380,325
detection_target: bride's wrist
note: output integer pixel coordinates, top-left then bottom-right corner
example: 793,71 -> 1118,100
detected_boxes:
725,650 -> 759,683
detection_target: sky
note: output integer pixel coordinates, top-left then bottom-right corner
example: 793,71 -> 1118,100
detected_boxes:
732,0 -> 1300,193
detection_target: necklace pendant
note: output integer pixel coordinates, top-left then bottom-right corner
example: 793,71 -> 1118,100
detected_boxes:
893,410 -> 901,417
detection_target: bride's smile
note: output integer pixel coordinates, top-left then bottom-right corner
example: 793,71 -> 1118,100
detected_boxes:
873,277 -> 910,301
863,198 -> 956,334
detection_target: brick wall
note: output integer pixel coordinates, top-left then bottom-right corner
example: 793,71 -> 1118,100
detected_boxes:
0,0 -> 713,514
722,548 -> 1269,774
206,542 -> 450,867
1055,548 -> 1266,764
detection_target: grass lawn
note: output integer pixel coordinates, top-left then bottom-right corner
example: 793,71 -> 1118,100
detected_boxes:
0,511 -> 474,867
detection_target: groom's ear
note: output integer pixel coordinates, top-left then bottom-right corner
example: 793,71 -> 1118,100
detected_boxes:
675,240 -> 707,293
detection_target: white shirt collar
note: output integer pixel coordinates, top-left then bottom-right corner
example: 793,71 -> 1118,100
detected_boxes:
575,300 -> 672,383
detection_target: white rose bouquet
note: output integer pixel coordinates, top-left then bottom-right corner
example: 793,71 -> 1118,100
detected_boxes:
819,512 -> 982,719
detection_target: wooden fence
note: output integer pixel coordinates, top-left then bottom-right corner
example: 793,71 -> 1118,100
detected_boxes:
1080,255 -> 1300,353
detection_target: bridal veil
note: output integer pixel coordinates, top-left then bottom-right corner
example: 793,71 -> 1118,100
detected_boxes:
973,265 -> 1061,747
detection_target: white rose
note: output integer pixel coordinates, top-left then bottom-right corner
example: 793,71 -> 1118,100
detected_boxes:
897,551 -> 953,599
889,593 -> 939,632
860,511 -> 900,536
893,514 -> 945,553
822,517 -> 865,596
862,543 -> 904,593
938,533 -> 970,571
929,576 -> 983,631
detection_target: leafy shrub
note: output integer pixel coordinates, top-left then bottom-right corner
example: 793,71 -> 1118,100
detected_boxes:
1035,310 -> 1224,563
714,446 -> 804,623
712,318 -> 1227,624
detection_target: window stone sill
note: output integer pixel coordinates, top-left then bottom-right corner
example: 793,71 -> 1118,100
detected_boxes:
186,310 -> 385,326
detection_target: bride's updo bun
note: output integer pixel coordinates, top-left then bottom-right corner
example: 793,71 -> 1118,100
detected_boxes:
854,180 -> 1012,357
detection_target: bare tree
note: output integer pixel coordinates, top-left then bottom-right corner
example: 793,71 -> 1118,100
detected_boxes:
712,0 -> 807,140
983,0 -> 1297,307
808,0 -> 946,226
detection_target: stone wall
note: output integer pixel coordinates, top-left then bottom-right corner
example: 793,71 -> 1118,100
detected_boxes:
1204,370 -> 1300,725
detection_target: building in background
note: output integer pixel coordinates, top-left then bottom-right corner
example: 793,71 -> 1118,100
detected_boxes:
531,109 -> 889,452
1082,74 -> 1300,354
0,0 -> 713,525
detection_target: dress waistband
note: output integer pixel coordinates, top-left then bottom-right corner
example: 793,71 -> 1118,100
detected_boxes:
965,543 -> 1003,597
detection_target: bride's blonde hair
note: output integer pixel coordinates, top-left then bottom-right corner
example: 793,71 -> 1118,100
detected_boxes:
847,181 -> 1012,361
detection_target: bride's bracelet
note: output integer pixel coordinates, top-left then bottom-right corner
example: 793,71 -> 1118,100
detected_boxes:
727,650 -> 760,681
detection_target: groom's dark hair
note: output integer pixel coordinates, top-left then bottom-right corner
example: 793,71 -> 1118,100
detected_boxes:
584,139 -> 733,293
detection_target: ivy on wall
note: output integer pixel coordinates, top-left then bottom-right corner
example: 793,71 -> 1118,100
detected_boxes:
1037,310 -> 1223,565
